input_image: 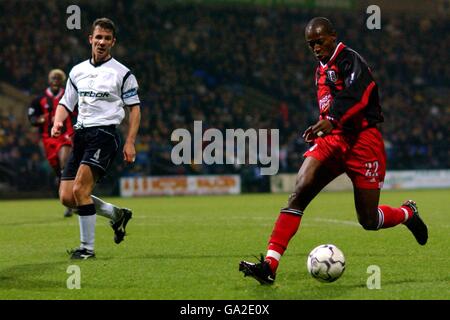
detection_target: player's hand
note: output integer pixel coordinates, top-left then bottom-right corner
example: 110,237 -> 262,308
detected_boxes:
51,122 -> 63,137
302,120 -> 334,142
311,119 -> 334,138
123,142 -> 136,164
302,126 -> 315,143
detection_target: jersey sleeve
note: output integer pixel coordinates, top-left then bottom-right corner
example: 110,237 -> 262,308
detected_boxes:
28,97 -> 43,126
328,51 -> 376,126
59,73 -> 78,112
121,73 -> 140,106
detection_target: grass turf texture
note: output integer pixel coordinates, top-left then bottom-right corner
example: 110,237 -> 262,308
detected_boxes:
0,189 -> 448,300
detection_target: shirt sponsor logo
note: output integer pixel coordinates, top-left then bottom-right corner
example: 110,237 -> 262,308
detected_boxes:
319,93 -> 332,113
78,91 -> 110,98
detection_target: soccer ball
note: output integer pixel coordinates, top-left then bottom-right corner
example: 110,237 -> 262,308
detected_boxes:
307,244 -> 345,283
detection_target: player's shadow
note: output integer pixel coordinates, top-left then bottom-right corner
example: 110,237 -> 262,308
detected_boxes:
288,272 -> 359,299
0,262 -> 66,292
238,271 -> 359,300
0,259 -> 109,293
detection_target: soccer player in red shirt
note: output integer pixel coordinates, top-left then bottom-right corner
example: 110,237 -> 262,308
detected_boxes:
28,69 -> 75,217
239,17 -> 428,285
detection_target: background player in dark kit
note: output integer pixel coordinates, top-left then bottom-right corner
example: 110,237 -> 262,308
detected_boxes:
28,69 -> 75,217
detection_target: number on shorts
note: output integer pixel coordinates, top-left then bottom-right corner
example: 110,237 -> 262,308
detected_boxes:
365,161 -> 379,177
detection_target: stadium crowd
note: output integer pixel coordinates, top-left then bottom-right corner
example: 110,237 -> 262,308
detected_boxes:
0,0 -> 448,194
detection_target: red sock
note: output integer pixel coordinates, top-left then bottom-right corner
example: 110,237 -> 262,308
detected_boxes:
377,205 -> 412,229
265,208 -> 303,273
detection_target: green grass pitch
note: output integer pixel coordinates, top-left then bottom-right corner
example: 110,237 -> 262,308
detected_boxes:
0,189 -> 448,300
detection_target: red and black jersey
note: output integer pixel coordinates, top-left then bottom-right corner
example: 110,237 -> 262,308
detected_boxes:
315,42 -> 384,134
28,87 -> 76,139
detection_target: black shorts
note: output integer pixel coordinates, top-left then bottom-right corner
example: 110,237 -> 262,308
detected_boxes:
61,125 -> 120,180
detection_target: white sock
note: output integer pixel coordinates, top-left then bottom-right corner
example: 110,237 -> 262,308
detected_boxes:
79,215 -> 96,251
91,195 -> 119,220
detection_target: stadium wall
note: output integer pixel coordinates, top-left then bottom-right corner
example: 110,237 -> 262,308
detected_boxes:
270,170 -> 450,193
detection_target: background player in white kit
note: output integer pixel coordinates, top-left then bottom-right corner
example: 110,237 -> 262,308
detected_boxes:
51,18 -> 141,259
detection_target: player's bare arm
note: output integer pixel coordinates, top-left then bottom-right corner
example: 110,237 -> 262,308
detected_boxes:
123,105 -> 141,163
311,119 -> 334,136
51,104 -> 69,137
302,119 -> 334,142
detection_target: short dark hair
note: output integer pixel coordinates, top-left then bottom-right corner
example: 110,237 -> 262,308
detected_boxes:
305,17 -> 336,36
91,18 -> 116,37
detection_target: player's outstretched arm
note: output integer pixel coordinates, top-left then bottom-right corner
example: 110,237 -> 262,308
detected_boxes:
51,104 -> 69,137
123,104 -> 141,164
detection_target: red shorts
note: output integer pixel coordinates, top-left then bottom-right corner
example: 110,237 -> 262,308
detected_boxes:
303,127 -> 386,189
42,134 -> 73,169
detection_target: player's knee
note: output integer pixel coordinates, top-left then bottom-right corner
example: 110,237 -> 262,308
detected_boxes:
357,216 -> 378,230
59,190 -> 76,208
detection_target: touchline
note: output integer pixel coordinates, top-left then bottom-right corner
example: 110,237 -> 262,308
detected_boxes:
171,121 -> 279,175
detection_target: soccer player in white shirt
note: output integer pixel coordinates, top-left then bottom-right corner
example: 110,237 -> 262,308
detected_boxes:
51,18 -> 141,259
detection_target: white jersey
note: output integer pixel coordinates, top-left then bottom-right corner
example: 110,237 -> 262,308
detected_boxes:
60,57 -> 140,127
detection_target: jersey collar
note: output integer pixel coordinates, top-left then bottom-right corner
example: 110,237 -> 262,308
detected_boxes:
90,56 -> 113,67
319,42 -> 346,69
